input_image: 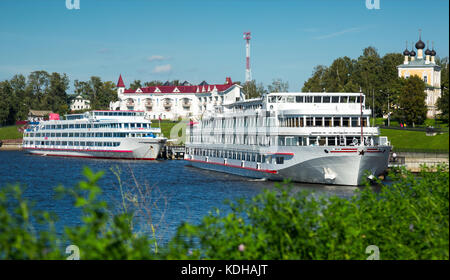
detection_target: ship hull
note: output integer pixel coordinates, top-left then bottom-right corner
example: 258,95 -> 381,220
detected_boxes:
24,138 -> 165,160
185,146 -> 391,186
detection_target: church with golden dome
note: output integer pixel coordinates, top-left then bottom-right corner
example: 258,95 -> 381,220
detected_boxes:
397,31 -> 442,118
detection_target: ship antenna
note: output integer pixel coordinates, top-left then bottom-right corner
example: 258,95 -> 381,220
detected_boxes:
360,88 -> 364,146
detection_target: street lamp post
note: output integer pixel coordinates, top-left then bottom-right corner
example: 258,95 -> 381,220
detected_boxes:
387,92 -> 390,127
372,89 -> 375,127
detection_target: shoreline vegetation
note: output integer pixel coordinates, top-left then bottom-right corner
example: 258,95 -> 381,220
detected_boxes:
0,165 -> 448,260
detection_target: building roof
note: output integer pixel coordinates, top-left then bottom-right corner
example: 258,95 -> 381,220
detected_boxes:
28,110 -> 53,116
122,77 -> 236,94
397,58 -> 441,70
117,74 -> 125,88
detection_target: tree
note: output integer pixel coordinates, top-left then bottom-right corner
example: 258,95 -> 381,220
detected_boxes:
302,65 -> 328,92
129,80 -> 142,90
144,81 -> 163,87
26,70 -> 50,110
301,47 -> 412,118
268,78 -> 289,93
394,76 -> 427,126
242,80 -> 267,99
43,72 -> 70,115
0,81 -> 12,125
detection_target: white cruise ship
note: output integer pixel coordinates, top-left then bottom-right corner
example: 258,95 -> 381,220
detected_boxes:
185,92 -> 391,186
22,110 -> 167,160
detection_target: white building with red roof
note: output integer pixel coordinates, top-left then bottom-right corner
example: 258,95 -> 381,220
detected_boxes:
110,75 -> 244,120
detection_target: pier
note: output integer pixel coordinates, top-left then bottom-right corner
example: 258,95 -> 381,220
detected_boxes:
388,151 -> 449,172
160,145 -> 185,160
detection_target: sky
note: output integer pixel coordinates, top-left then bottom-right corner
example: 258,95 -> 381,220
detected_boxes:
0,0 -> 449,91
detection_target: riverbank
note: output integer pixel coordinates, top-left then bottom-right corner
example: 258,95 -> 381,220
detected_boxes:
394,151 -> 449,172
0,139 -> 22,150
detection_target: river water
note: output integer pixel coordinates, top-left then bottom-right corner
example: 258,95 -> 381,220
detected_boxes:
0,150 -> 361,244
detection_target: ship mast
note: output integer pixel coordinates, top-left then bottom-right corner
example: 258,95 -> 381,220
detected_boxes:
360,88 -> 364,146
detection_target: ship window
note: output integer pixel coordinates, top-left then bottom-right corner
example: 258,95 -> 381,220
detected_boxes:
305,96 -> 313,103
349,96 -> 356,103
327,137 -> 336,146
287,96 -> 295,103
332,96 -> 339,103
319,138 -> 326,146
124,123 -> 129,129
68,141 -> 73,146
340,96 -> 348,103
324,117 -> 332,127
323,96 -> 331,103
333,117 -> 341,127
351,117 -> 359,127
285,137 -> 295,146
315,117 -> 323,127
343,117 -> 350,127
314,96 -> 321,103
56,133 -> 61,137
295,96 -> 304,103
276,157 -> 284,164
306,117 -> 313,127
309,137 -> 318,146
346,137 -> 354,146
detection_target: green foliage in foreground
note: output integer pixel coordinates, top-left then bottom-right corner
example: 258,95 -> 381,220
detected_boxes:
0,165 -> 448,260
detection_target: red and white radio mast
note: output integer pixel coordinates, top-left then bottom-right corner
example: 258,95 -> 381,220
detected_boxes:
243,32 -> 252,83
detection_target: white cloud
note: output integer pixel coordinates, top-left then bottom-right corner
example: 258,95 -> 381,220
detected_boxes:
147,55 -> 170,62
314,27 -> 364,40
152,64 -> 172,73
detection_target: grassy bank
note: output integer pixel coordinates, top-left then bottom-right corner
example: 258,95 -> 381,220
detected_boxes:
0,125 -> 23,140
380,128 -> 449,152
151,120 -> 185,142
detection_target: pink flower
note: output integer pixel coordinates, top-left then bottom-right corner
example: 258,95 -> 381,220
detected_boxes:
238,244 -> 245,252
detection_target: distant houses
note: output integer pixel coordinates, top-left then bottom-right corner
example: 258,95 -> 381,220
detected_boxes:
28,110 -> 53,122
70,95 -> 91,111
